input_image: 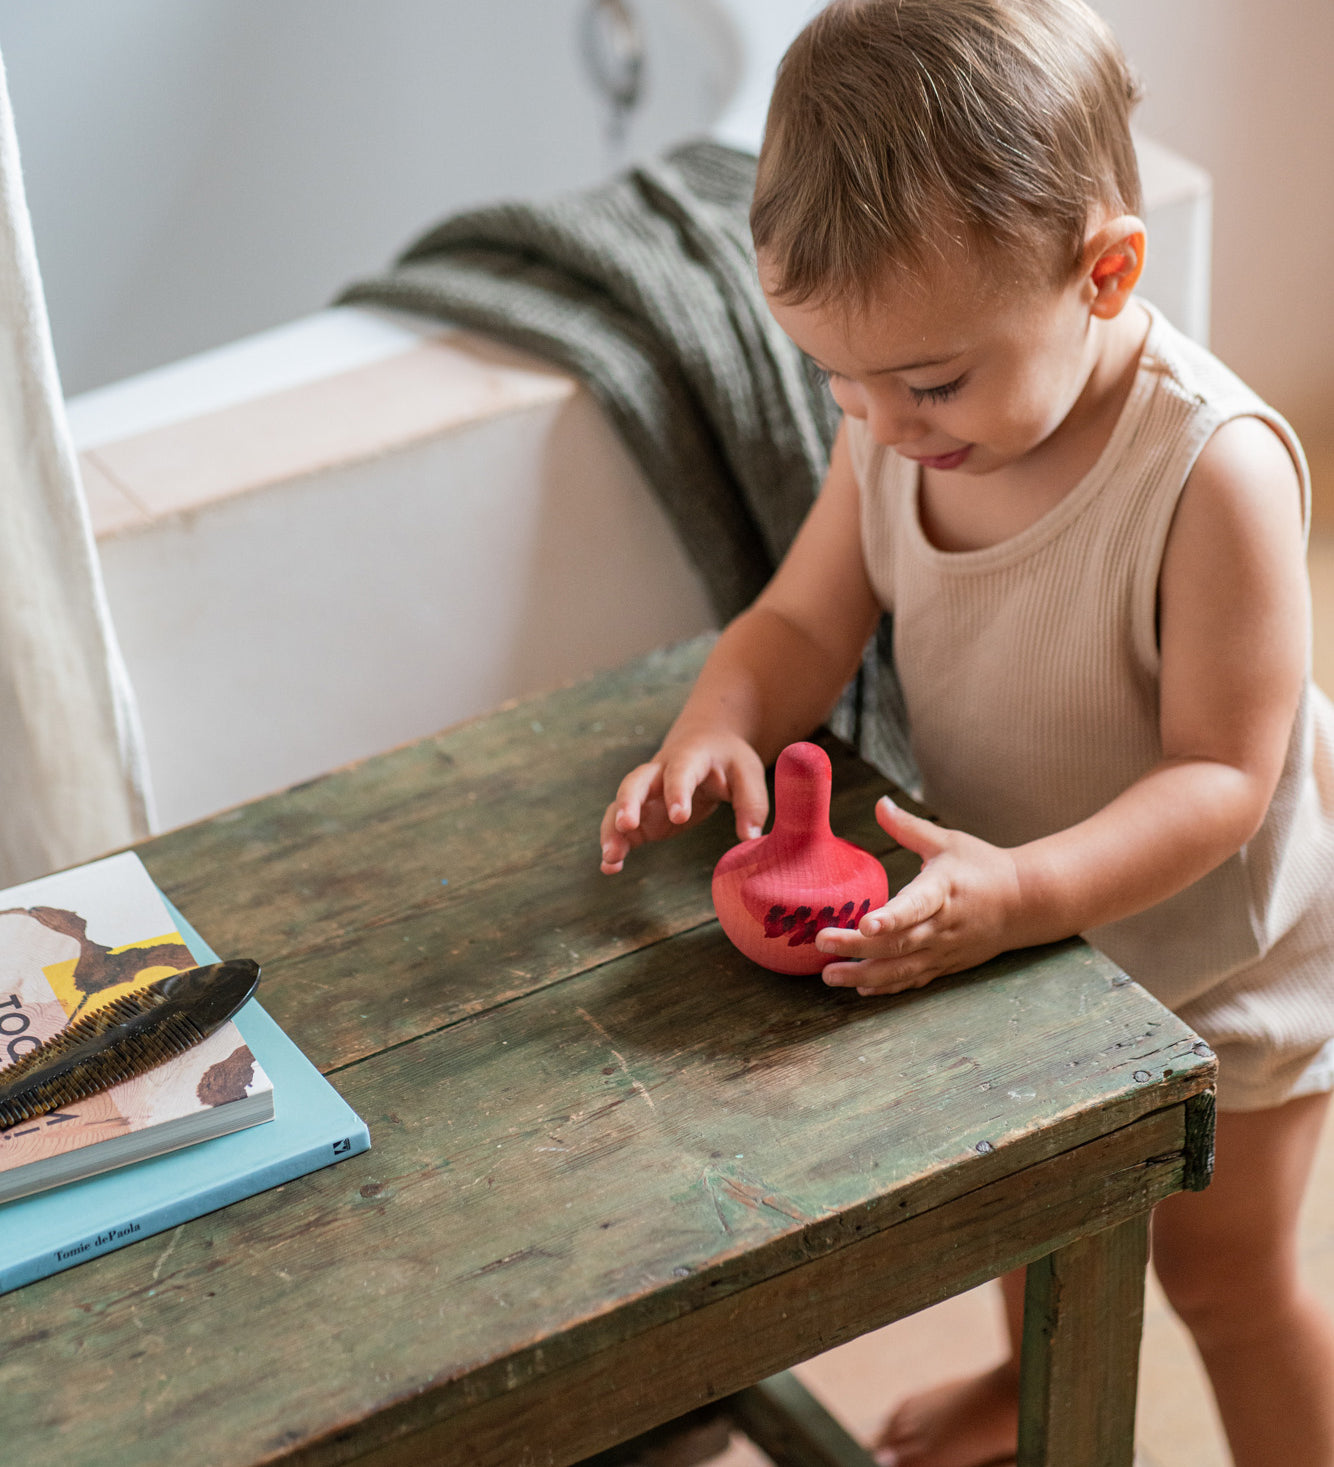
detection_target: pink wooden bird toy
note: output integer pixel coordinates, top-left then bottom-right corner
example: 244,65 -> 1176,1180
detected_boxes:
712,741 -> 890,974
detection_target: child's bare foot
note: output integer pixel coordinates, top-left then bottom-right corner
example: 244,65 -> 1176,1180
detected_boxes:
872,1363 -> 1019,1467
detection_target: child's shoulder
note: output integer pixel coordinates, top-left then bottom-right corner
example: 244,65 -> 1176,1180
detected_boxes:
1139,302 -> 1308,498
1142,305 -> 1279,425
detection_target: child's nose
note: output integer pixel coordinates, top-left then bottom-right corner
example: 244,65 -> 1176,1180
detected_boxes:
864,394 -> 926,449
827,375 -> 866,420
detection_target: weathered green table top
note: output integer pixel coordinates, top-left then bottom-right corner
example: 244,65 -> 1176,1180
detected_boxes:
0,639 -> 1215,1467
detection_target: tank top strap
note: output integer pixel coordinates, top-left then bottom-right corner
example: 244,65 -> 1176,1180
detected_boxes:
1136,304 -> 1311,533
1119,305 -> 1312,675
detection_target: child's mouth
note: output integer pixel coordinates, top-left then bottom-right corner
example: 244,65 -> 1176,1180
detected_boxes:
910,446 -> 972,471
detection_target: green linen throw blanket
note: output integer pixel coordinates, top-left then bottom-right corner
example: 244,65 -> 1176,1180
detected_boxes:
338,139 -> 914,788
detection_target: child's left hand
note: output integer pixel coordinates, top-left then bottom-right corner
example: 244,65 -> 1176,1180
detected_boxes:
816,796 -> 1025,995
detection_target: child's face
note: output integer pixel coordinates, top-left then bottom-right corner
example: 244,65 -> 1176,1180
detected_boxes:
761,248 -> 1100,477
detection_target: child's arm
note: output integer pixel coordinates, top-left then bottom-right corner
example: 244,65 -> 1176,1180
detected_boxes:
819,417 -> 1310,993
600,425 -> 881,873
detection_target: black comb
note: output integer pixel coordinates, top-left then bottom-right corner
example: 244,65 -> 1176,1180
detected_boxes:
0,958 -> 261,1131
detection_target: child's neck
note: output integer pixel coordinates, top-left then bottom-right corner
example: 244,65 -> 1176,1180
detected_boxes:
918,301 -> 1151,554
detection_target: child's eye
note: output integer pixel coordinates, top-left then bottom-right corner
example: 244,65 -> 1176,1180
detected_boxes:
908,375 -> 966,406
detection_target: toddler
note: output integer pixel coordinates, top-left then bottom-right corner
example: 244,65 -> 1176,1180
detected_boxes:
600,2 -> 1334,1463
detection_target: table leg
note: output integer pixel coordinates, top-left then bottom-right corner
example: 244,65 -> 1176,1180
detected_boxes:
730,1372 -> 878,1467
577,1372 -> 878,1467
1017,1212 -> 1151,1467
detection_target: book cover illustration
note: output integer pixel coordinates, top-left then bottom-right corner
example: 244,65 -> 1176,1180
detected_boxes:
0,851 -> 272,1202
1,893 -> 369,1295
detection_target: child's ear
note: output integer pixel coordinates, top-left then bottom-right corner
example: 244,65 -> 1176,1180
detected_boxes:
1082,217 -> 1146,318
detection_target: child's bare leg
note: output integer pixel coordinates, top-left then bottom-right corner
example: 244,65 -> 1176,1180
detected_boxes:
874,1091 -> 1334,1466
871,1268 -> 1024,1467
1151,1090 -> 1334,1467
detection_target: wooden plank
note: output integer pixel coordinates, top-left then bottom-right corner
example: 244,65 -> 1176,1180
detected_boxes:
301,1112 -> 1185,1467
1017,1214 -> 1151,1467
729,1371 -> 877,1467
575,1406 -> 731,1467
0,917 -> 1210,1467
136,641 -> 921,1073
1,645 -> 1215,1467
1183,1088 -> 1216,1191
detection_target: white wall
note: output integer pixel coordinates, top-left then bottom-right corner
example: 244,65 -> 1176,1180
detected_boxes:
720,0 -> 1334,463
715,0 -> 1334,475
1092,0 -> 1334,466
709,0 -> 820,150
6,0 -> 1328,465
0,0 -> 737,395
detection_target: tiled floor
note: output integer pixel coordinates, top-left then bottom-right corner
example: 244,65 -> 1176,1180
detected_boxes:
708,525 -> 1334,1467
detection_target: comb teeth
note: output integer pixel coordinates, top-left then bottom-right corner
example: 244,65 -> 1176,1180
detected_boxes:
0,985 -> 171,1092
0,959 -> 261,1132
0,1014 -> 206,1129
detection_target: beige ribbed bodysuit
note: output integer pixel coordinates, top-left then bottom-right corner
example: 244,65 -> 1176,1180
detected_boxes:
849,303 -> 1334,1111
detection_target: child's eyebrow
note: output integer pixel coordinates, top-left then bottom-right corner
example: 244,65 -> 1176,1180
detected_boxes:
878,352 -> 962,374
809,351 -> 964,377
811,351 -> 963,377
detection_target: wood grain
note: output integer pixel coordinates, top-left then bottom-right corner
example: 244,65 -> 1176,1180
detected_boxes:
298,1109 -> 1190,1467
138,640 -> 919,1074
0,639 -> 1217,1467
0,935 -> 1211,1467
1018,1215 -> 1152,1467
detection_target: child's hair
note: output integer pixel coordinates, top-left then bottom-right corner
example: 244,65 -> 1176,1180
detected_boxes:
751,0 -> 1144,303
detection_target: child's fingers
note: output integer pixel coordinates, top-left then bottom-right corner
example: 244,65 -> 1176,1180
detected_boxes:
725,748 -> 769,840
600,763 -> 664,874
815,914 -> 935,961
601,798 -> 627,846
610,762 -> 663,835
822,953 -> 938,995
600,739 -> 769,869
661,749 -> 717,826
875,795 -> 949,860
599,808 -> 638,874
861,872 -> 948,937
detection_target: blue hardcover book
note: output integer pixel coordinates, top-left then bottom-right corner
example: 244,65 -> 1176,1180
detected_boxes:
0,878 -> 370,1294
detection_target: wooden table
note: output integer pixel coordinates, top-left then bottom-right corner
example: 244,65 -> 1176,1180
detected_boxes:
0,639 -> 1215,1467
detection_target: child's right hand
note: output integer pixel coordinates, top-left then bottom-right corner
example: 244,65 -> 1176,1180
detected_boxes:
599,732 -> 769,874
